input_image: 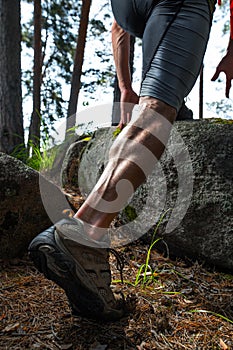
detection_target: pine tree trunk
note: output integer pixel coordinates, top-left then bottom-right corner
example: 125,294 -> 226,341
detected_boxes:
199,64 -> 204,119
111,35 -> 135,125
66,0 -> 92,133
0,0 -> 24,154
28,0 -> 42,152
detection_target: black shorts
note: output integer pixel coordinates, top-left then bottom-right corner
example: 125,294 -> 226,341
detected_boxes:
111,0 -> 216,110
111,0 -> 156,38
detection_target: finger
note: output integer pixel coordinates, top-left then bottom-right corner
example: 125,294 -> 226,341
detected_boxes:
117,121 -> 126,131
117,123 -> 123,131
225,79 -> 231,98
211,68 -> 220,81
120,107 -> 127,125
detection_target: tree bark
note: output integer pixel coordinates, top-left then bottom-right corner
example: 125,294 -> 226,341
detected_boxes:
0,0 -> 24,154
199,64 -> 204,119
66,0 -> 92,133
28,0 -> 42,152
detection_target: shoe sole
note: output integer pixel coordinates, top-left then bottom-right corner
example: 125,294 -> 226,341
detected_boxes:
28,227 -> 106,320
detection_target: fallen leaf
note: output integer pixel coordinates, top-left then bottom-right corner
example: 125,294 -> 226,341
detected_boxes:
59,344 -> 73,350
220,338 -> 228,350
0,313 -> 6,321
2,322 -> 20,333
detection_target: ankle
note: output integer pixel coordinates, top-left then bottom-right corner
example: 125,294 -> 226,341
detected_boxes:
73,215 -> 109,241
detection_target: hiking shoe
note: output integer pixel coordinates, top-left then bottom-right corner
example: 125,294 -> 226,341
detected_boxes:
28,218 -> 125,321
177,102 -> 193,121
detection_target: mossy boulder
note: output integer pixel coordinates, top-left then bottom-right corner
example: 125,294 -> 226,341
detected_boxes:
0,153 -> 69,259
75,120 -> 233,272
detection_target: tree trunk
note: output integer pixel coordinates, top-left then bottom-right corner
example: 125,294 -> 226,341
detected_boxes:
199,64 -> 204,119
111,35 -> 135,126
66,0 -> 92,134
28,0 -> 42,152
0,0 -> 24,154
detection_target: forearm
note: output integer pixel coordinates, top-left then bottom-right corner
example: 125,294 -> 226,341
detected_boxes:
111,20 -> 132,92
213,36 -> 233,97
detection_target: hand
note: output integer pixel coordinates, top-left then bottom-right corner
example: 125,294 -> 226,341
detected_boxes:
211,50 -> 233,98
118,88 -> 139,130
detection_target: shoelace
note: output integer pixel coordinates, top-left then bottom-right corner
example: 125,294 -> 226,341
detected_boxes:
108,248 -> 124,284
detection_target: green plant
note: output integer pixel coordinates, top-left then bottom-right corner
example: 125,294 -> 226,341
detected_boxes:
188,309 -> 233,324
112,210 -> 170,287
112,126 -> 122,138
11,120 -> 94,172
28,139 -> 58,172
66,122 -> 94,142
11,135 -> 57,172
10,142 -> 29,163
134,209 -> 170,288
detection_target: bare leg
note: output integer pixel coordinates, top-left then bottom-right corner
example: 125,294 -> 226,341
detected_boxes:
28,97 -> 177,322
74,97 -> 176,239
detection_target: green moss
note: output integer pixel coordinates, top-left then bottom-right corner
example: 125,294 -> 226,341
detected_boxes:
208,118 -> 233,125
123,205 -> 137,221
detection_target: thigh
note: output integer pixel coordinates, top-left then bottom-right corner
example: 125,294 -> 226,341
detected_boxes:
140,0 -> 215,111
110,0 -> 156,38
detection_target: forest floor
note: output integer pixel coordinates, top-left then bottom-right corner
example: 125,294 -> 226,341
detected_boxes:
1,240 -> 233,350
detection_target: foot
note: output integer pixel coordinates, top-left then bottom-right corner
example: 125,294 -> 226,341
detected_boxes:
28,219 -> 125,321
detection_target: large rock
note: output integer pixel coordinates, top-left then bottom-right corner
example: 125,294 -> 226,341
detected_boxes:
0,153 -> 70,259
61,138 -> 90,190
75,120 -> 233,272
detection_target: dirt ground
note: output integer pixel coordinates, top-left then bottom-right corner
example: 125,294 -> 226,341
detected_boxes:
1,240 -> 233,350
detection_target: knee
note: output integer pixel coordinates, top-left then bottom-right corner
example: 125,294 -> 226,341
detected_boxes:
111,19 -> 124,36
139,96 -> 177,123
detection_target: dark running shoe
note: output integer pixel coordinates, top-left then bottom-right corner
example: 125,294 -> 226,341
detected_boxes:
28,219 -> 125,321
177,102 -> 193,121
